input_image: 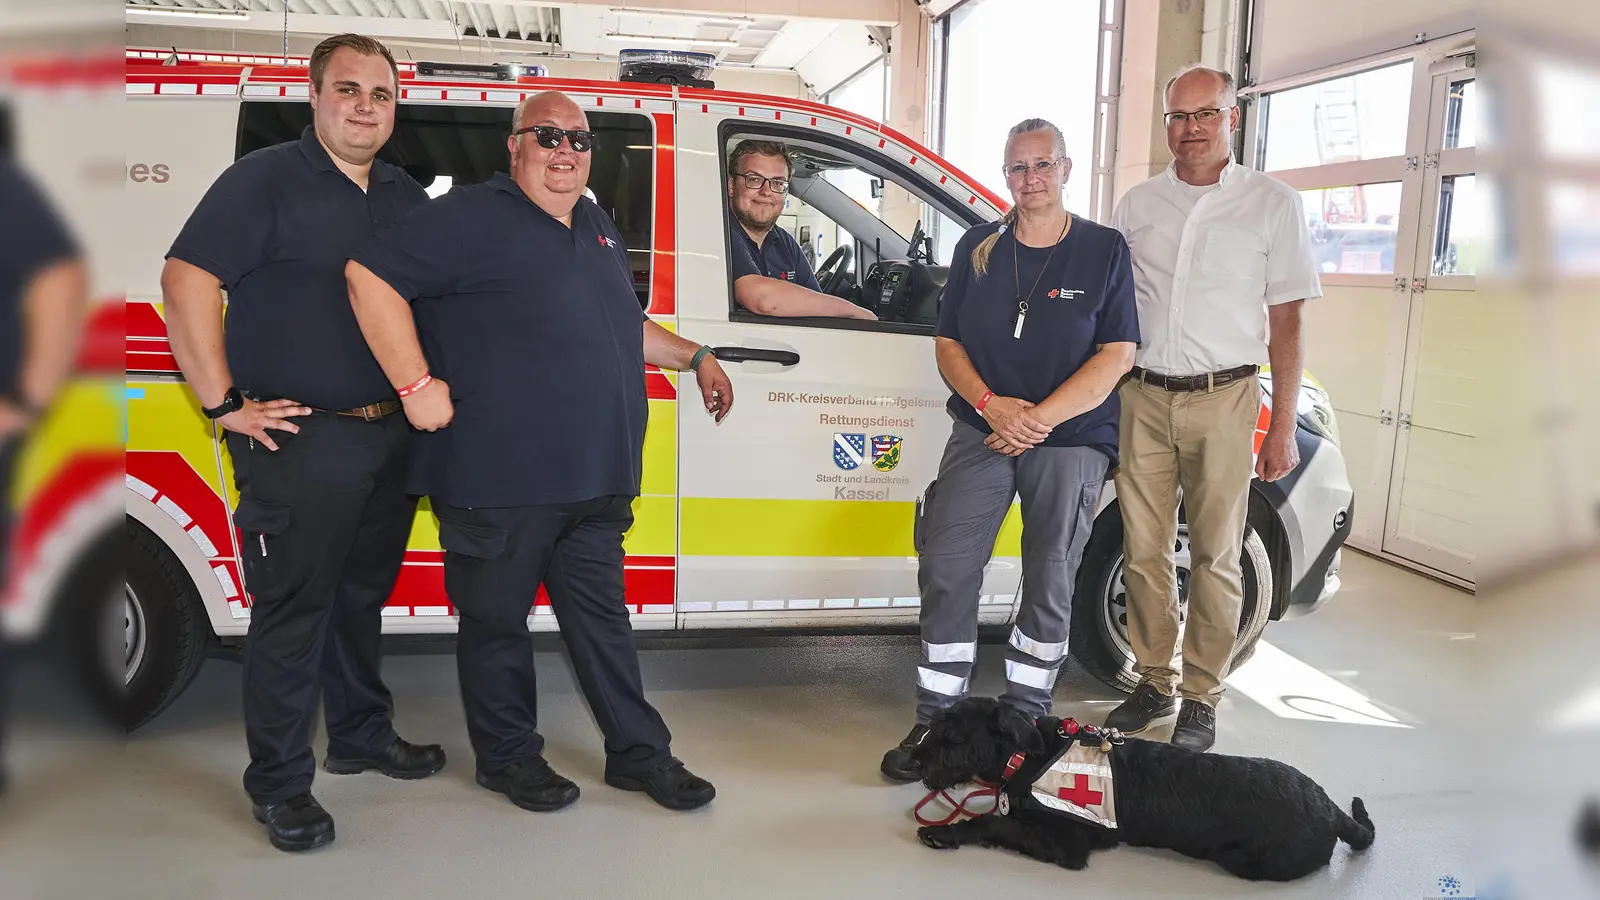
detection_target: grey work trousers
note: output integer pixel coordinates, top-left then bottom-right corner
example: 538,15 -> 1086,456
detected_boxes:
914,422 -> 1108,724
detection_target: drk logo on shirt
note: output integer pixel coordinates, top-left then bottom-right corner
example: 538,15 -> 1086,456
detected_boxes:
1047,287 -> 1087,300
597,234 -> 619,249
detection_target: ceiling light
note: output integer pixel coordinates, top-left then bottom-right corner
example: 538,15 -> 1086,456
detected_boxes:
126,4 -> 250,19
609,7 -> 754,24
604,32 -> 739,48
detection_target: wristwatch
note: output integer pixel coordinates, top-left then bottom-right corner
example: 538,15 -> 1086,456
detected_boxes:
202,386 -> 244,419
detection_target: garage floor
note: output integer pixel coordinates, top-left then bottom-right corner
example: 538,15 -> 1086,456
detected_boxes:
1,553 -> 1487,899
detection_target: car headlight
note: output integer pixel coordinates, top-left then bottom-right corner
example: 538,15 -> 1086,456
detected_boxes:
1297,383 -> 1341,447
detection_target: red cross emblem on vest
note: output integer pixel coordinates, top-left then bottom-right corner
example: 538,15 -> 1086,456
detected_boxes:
1056,774 -> 1103,808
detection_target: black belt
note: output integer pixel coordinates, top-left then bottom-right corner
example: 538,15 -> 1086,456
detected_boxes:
310,399 -> 402,421
1130,364 -> 1259,393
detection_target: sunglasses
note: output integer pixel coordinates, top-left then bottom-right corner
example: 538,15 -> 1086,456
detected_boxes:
512,125 -> 595,153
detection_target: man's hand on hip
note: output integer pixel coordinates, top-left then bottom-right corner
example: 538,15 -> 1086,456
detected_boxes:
1255,424 -> 1300,482
217,398 -> 312,452
401,376 -> 453,432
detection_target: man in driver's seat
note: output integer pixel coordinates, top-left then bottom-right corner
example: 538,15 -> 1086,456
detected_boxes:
727,140 -> 877,321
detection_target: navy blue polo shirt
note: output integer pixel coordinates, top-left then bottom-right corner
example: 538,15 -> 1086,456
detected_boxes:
350,172 -> 649,508
731,222 -> 820,291
0,159 -> 78,398
937,218 -> 1141,463
166,125 -> 429,410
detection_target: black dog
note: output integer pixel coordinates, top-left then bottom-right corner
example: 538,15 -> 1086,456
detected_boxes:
911,698 -> 1375,881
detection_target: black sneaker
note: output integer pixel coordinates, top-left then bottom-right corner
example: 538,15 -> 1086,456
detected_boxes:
477,758 -> 581,812
880,724 -> 930,783
325,737 -> 446,780
251,792 -> 335,853
1171,700 -> 1217,752
1103,683 -> 1178,734
606,757 -> 716,811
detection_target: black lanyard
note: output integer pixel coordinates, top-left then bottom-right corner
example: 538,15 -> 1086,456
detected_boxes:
1011,214 -> 1072,339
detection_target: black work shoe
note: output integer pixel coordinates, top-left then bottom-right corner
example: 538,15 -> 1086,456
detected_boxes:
880,724 -> 930,784
606,757 -> 716,811
251,792 -> 335,853
1103,683 -> 1178,734
477,758 -> 581,813
1171,700 -> 1218,752
325,737 -> 446,780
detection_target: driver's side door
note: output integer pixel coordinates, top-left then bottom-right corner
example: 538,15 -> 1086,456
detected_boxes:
672,105 -> 1019,628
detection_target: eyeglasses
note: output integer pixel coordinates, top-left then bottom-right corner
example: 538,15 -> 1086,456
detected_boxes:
732,171 -> 790,194
512,125 -> 595,153
1163,107 -> 1232,126
1003,159 -> 1062,180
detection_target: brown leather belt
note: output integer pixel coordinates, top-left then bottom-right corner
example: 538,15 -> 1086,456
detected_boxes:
1131,364 -> 1259,393
313,399 -> 402,421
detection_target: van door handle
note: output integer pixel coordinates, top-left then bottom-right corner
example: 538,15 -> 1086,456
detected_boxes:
710,347 -> 800,366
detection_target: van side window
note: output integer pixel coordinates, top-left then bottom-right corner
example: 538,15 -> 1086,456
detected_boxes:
722,127 -> 975,334
237,102 -> 656,308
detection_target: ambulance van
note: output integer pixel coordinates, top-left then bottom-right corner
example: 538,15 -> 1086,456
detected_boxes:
123,50 -> 1355,730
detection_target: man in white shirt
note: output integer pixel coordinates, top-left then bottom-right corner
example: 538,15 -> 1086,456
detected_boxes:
1104,65 -> 1321,752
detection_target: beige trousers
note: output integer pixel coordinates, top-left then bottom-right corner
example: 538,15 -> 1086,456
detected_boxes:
1114,375 -> 1259,706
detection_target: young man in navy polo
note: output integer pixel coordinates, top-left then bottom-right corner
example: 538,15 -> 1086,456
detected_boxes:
727,140 -> 877,321
347,91 -> 733,815
161,34 -> 444,853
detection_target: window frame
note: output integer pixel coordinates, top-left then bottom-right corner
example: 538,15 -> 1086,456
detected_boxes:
718,120 -> 985,337
1241,33 -> 1476,290
931,0 -> 1124,224
234,98 -> 659,307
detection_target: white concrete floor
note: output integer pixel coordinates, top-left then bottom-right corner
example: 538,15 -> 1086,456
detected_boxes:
0,553 -> 1515,899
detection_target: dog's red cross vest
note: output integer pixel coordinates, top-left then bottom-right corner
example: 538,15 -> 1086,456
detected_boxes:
998,725 -> 1120,830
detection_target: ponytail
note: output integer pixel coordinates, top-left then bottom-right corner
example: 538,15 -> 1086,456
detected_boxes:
972,207 -> 1019,277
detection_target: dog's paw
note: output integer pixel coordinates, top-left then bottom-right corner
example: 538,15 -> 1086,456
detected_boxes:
918,826 -> 960,851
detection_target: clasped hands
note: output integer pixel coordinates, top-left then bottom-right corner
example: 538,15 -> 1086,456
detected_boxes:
980,396 -> 1054,458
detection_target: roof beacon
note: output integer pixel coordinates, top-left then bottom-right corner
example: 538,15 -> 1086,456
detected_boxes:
617,49 -> 716,88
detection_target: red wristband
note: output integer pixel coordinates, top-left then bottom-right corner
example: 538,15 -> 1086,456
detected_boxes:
397,373 -> 433,398
976,390 -> 995,411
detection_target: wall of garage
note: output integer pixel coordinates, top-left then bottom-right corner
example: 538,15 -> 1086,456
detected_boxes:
1240,0 -> 1478,585
122,24 -> 810,98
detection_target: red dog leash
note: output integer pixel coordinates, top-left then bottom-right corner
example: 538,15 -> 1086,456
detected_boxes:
913,752 -> 1030,826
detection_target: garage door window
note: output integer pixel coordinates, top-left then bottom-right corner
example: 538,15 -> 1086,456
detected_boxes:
1298,182 -> 1402,274
1259,63 -> 1413,173
236,101 -> 655,307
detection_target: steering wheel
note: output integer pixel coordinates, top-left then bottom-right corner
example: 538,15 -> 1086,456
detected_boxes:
816,243 -> 853,296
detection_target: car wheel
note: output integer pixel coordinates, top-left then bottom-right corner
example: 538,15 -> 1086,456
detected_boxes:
119,519 -> 210,732
1070,507 -> 1273,694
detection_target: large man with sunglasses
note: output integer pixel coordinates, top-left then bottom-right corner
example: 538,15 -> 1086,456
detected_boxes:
347,91 -> 732,814
727,140 -> 877,320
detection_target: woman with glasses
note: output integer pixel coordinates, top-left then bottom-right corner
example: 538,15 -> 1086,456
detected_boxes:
726,140 -> 878,320
880,118 -> 1140,783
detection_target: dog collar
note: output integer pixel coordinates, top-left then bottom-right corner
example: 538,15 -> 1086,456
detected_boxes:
1002,752 -> 1027,781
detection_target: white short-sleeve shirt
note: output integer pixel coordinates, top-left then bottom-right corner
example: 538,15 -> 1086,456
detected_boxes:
1111,161 -> 1322,377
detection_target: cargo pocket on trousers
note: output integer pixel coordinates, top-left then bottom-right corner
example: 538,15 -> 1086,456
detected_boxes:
234,498 -> 291,597
913,479 -> 939,554
437,518 -> 508,560
1066,480 -> 1103,564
